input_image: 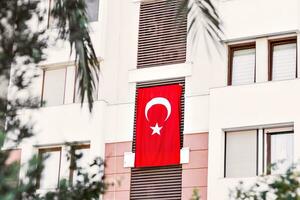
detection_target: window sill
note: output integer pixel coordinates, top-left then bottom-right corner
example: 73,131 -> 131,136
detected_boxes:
128,62 -> 192,83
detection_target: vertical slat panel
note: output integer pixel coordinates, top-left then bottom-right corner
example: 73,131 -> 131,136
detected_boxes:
137,0 -> 187,68
130,165 -> 182,200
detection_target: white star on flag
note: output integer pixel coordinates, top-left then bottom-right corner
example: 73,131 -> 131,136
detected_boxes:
150,123 -> 162,135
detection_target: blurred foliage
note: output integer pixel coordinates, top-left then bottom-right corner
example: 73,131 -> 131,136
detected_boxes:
179,0 -> 223,50
0,131 -> 107,200
230,164 -> 300,200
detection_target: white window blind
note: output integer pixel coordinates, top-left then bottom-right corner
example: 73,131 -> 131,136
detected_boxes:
39,149 -> 61,189
231,48 -> 256,85
272,43 -> 297,81
225,130 -> 257,178
43,68 -> 66,106
270,133 -> 293,174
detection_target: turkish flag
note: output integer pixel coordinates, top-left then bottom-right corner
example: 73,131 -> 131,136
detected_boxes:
135,84 -> 182,167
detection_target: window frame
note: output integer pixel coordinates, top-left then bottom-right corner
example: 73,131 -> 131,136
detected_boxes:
227,42 -> 256,86
37,143 -> 90,189
37,147 -> 62,189
268,37 -> 297,81
41,64 -> 99,107
224,126 -> 294,178
41,67 -> 68,107
265,128 -> 294,174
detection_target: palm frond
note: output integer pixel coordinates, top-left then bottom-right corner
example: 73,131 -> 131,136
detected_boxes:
179,0 -> 223,46
51,0 -> 99,112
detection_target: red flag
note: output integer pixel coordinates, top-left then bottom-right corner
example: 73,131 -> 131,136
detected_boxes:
135,84 -> 182,167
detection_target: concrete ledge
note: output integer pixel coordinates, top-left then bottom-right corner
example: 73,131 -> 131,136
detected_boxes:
128,62 -> 192,83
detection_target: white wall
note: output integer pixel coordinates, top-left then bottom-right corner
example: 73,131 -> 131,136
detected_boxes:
208,79 -> 300,199
218,0 -> 299,40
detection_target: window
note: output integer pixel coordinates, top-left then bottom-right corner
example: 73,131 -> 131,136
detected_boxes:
47,0 -> 99,27
73,68 -> 99,103
38,147 -> 62,189
69,144 -> 90,184
86,0 -> 100,22
42,68 -> 66,106
225,130 -> 258,178
265,127 -> 294,174
41,65 -> 98,106
137,0 -> 187,68
269,37 -> 297,81
224,126 -> 294,178
37,143 -> 90,189
228,43 -> 256,85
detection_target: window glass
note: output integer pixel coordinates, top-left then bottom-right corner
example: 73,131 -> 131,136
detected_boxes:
42,68 -> 66,106
39,148 -> 61,189
231,48 -> 256,85
225,130 -> 257,178
272,42 -> 297,81
47,0 -> 99,27
269,133 -> 293,174
86,0 -> 99,22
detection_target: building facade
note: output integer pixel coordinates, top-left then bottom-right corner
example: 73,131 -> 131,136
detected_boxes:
4,0 -> 300,199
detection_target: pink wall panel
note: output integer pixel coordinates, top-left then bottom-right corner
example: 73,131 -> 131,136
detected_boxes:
103,191 -> 114,200
5,149 -> 21,165
116,156 -> 130,173
183,150 -> 208,169
105,143 -> 116,158
183,133 -> 208,151
115,173 -> 131,191
182,187 -> 207,200
105,157 -> 116,175
103,191 -> 130,200
115,142 -> 132,157
182,168 -> 208,187
115,191 -> 130,199
182,133 -> 208,200
104,142 -> 132,200
104,174 -> 116,192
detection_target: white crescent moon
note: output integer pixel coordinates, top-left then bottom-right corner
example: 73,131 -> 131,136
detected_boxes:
145,97 -> 171,122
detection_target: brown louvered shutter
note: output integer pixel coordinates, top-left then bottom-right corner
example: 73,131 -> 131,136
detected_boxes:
130,78 -> 185,200
137,0 -> 187,68
130,165 -> 182,200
